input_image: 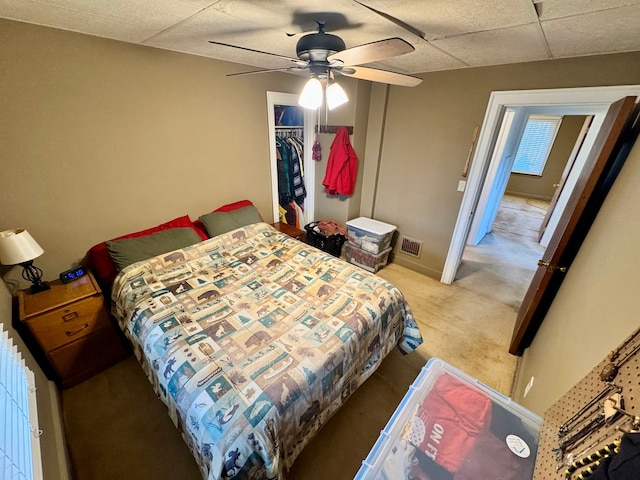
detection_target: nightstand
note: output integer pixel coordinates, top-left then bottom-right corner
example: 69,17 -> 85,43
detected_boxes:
18,271 -> 128,388
271,222 -> 306,242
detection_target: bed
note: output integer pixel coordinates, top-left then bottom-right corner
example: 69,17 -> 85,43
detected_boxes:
98,208 -> 423,480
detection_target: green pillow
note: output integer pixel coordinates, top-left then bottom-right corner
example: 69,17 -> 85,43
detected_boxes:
106,227 -> 202,271
199,206 -> 262,237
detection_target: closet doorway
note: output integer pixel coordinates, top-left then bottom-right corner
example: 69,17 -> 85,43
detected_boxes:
266,92 -> 316,227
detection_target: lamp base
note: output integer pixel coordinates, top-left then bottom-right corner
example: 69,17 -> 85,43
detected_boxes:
29,281 -> 51,294
20,260 -> 50,294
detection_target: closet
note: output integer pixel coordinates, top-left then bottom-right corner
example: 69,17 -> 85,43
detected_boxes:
275,110 -> 305,227
267,92 -> 315,227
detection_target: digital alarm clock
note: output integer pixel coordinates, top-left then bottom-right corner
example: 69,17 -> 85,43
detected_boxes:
59,266 -> 88,284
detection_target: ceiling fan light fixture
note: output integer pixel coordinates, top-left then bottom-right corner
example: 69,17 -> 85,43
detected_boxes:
326,81 -> 348,110
298,77 -> 323,110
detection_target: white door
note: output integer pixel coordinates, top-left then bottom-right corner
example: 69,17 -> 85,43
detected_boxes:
467,108 -> 523,245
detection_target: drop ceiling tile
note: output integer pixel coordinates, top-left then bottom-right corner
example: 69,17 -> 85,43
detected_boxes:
542,5 -> 640,57
147,1 -> 418,69
146,8 -> 298,67
378,42 -> 469,73
4,0 -> 207,29
207,0 -> 373,37
362,0 -> 538,40
210,0 -> 413,45
535,0 -> 640,21
432,23 -> 550,67
1,0 -> 638,74
0,0 -> 163,42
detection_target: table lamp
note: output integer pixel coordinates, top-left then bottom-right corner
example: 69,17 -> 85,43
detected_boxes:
0,229 -> 50,293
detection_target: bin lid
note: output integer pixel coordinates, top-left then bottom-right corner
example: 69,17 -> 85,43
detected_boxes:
346,217 -> 397,235
355,358 -> 543,480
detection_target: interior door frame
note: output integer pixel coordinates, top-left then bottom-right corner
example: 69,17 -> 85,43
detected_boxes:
441,85 -> 640,284
266,91 -> 316,224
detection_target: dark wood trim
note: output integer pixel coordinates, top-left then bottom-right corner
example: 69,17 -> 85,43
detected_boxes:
510,97 -> 639,355
318,125 -> 353,135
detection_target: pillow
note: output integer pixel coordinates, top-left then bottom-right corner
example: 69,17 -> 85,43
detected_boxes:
214,199 -> 256,213
192,199 -> 260,237
105,227 -> 202,271
87,215 -> 207,288
199,205 -> 263,237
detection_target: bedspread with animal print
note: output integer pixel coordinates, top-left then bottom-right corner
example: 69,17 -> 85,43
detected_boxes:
111,222 -> 423,480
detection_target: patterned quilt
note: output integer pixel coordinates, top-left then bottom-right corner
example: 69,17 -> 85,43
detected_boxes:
111,222 -> 423,479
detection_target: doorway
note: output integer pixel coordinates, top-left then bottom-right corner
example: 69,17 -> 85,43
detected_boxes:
455,114 -> 589,304
441,85 -> 640,285
266,91 -> 316,226
455,194 -> 550,308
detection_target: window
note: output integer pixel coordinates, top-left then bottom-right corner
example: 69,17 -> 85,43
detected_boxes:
512,115 -> 562,176
1,323 -> 42,480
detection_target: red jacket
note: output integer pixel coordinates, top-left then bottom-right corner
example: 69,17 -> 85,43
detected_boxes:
322,126 -> 358,196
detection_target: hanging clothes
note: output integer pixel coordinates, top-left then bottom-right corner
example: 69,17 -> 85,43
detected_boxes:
322,126 -> 358,196
276,129 -> 307,226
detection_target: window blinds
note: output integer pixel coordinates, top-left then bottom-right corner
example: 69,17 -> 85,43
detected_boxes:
512,115 -> 562,176
1,323 -> 42,480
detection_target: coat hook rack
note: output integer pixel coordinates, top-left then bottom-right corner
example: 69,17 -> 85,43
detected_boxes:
318,125 -> 353,135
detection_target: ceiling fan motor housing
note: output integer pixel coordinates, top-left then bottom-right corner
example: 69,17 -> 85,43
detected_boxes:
296,32 -> 346,63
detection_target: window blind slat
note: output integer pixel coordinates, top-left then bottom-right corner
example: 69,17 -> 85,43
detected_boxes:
0,324 -> 42,480
512,116 -> 562,175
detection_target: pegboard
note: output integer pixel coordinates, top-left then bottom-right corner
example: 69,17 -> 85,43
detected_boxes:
533,328 -> 640,478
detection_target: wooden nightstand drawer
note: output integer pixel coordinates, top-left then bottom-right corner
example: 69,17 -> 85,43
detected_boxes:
47,326 -> 128,388
25,295 -> 110,352
17,271 -> 129,388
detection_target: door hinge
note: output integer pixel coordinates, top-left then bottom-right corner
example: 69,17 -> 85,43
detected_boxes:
537,259 -> 567,272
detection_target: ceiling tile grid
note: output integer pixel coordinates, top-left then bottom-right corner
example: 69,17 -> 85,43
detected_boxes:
362,0 -> 539,40
541,4 -> 640,58
431,22 -> 551,68
1,0 -> 639,76
535,0 -> 640,21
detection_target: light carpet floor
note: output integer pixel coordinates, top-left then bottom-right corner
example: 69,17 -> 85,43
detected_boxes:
61,195 -> 547,479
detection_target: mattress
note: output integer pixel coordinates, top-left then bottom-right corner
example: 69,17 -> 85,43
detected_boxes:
111,222 -> 423,479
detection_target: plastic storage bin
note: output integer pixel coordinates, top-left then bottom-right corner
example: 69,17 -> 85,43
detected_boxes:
345,243 -> 392,273
304,222 -> 346,257
355,358 -> 542,480
346,217 -> 396,254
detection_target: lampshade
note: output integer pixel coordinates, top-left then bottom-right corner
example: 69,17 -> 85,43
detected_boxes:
326,81 -> 349,110
298,77 -> 323,110
0,229 -> 44,266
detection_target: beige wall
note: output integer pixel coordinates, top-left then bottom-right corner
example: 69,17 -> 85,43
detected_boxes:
0,19 -> 359,288
2,15 -> 640,432
0,280 -> 70,480
374,54 -> 640,277
513,139 -> 640,415
506,115 -> 587,201
3,19 -> 640,285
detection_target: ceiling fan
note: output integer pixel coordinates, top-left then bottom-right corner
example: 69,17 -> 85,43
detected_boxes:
208,21 -> 422,109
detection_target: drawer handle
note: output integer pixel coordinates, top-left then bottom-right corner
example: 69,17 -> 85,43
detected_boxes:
62,311 -> 79,322
65,324 -> 89,337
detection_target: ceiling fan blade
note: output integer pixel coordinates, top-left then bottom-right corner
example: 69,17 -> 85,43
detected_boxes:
328,37 -> 414,66
208,40 -> 301,64
353,0 -> 426,40
227,66 -> 308,77
337,66 -> 422,87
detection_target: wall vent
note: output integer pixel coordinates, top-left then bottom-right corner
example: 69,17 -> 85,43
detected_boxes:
400,236 -> 423,258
